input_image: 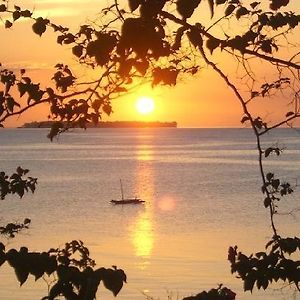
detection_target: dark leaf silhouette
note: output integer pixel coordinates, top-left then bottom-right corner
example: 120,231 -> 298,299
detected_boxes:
134,60 -> 149,75
176,0 -> 201,19
270,0 -> 289,11
99,267 -> 127,296
172,27 -> 185,51
12,10 -> 21,21
225,4 -> 236,17
128,0 -> 141,12
216,0 -> 226,4
206,37 -> 220,54
236,7 -> 249,19
21,9 -> 32,18
260,40 -> 273,54
139,0 -> 166,18
103,103 -> 112,116
152,67 -> 179,86
183,285 -> 236,300
5,20 -> 12,28
72,45 -> 83,58
244,276 -> 255,292
241,115 -> 249,124
86,33 -> 117,66
187,28 -> 203,48
250,2 -> 260,9
15,267 -> 29,286
208,0 -> 214,18
0,4 -> 6,12
286,111 -> 294,117
47,121 -> 64,141
32,17 -> 48,36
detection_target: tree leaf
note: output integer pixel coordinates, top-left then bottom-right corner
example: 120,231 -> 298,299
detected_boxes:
100,267 -> 127,296
12,10 -> 21,21
20,9 -> 32,17
176,0 -> 201,19
250,2 -> 260,9
172,27 -> 185,50
207,0 -> 214,18
17,83 -> 27,97
134,60 -> 149,75
152,67 -> 179,86
0,252 -> 5,267
115,86 -> 128,93
271,179 -> 280,190
206,37 -> 220,54
15,267 -> 29,286
5,20 -> 13,29
264,147 -> 272,157
266,172 -> 273,181
286,111 -> 294,118
24,218 -> 31,225
236,7 -> 249,19
0,4 -> 6,12
225,4 -> 236,17
251,91 -> 259,98
47,122 -> 63,141
260,40 -> 272,54
264,197 -> 271,208
103,104 -> 112,116
32,18 -> 48,36
6,96 -> 15,112
187,28 -> 203,48
49,282 -> 64,299
72,45 -> 83,58
244,275 -> 255,292
128,0 -> 141,12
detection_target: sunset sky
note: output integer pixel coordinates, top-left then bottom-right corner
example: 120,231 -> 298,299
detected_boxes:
1,1 -> 300,128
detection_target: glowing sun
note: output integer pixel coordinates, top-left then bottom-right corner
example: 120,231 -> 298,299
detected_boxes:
136,97 -> 155,115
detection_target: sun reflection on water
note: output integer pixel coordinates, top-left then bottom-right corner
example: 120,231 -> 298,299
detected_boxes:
131,212 -> 154,258
136,146 -> 153,161
129,145 -> 155,263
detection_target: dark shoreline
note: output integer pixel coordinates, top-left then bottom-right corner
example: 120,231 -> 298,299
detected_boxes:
20,120 -> 177,129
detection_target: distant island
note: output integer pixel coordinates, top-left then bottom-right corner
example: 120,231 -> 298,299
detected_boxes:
21,121 -> 177,128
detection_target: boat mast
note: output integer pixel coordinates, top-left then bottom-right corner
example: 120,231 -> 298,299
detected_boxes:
120,179 -> 124,200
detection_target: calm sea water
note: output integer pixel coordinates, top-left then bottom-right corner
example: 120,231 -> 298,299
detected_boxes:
0,128 -> 299,300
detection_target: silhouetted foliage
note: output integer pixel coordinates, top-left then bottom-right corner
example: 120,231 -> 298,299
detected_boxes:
0,167 -> 37,200
228,235 -> 300,292
0,167 -> 127,298
1,0 -> 300,298
0,240 -> 126,299
183,285 -> 236,300
0,218 -> 31,238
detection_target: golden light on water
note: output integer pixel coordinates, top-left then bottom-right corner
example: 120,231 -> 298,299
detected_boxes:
131,213 -> 154,258
136,146 -> 153,161
130,145 -> 155,261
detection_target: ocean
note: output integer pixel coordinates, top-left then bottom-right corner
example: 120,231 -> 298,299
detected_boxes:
0,127 -> 299,300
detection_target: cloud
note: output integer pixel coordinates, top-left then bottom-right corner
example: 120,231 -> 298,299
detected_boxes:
28,0 -> 103,19
32,7 -> 81,18
3,60 -> 54,72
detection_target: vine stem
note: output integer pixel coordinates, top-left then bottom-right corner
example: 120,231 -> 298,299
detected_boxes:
160,10 -> 300,71
198,44 -> 280,239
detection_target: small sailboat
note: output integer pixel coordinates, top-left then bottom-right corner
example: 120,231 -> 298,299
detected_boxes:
110,179 -> 145,205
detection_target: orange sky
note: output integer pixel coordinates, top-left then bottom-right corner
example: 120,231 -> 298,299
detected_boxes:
1,1 -> 300,128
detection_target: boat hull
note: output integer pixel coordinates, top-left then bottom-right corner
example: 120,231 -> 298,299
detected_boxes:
110,199 -> 145,205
